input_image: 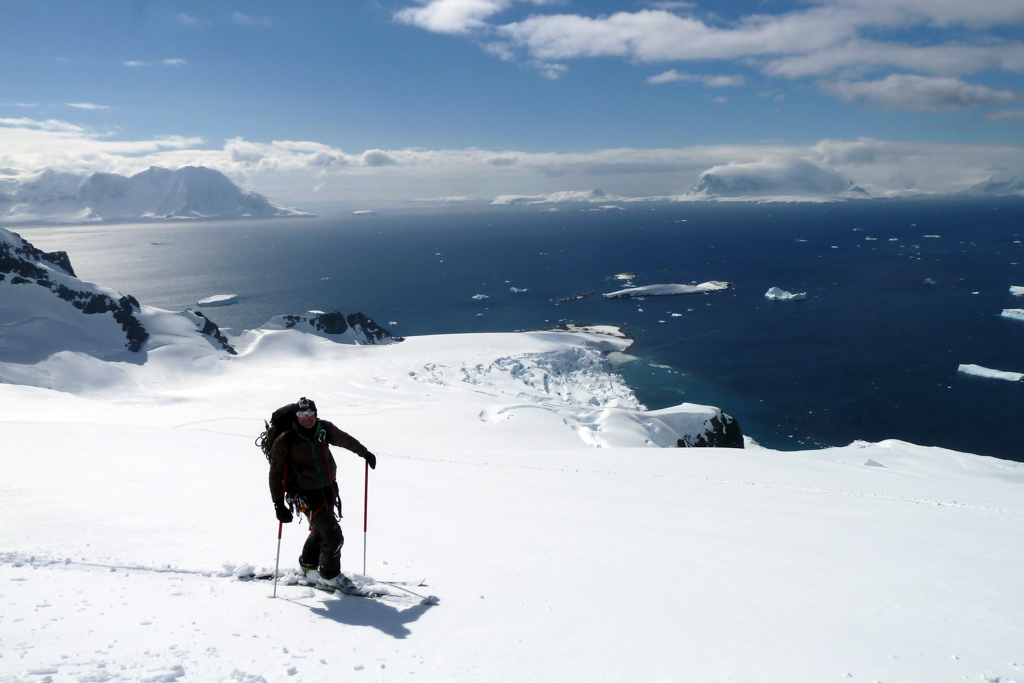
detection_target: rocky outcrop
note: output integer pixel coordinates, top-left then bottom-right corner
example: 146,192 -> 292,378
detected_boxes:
677,412 -> 744,449
266,311 -> 398,344
1,229 -> 148,352
185,309 -> 237,355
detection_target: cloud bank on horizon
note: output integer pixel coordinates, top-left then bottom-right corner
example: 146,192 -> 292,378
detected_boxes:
2,1 -> 1022,203
2,117 -> 1022,203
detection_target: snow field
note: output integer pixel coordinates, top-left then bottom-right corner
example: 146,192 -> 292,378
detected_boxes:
3,329 -> 1024,682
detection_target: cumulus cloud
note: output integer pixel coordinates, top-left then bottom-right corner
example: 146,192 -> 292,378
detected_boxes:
395,0 -> 514,34
823,74 -> 1017,111
393,0 -> 1024,120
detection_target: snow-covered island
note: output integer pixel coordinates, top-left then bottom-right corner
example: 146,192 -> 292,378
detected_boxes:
3,227 -> 1024,682
604,280 -> 732,298
0,166 -> 311,223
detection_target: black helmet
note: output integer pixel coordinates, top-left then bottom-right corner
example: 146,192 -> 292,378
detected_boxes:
296,397 -> 317,413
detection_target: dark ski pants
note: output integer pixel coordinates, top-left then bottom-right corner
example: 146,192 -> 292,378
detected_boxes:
298,487 -> 344,580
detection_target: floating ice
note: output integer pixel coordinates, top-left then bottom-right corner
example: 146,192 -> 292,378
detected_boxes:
604,281 -> 731,299
472,294 -> 490,300
197,294 -> 238,307
765,287 -> 807,301
958,364 -> 1023,382
1001,309 -> 1024,321
1010,286 -> 1024,297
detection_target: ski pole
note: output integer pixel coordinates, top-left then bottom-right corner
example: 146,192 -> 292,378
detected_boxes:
273,462 -> 288,598
272,521 -> 283,598
363,459 -> 369,575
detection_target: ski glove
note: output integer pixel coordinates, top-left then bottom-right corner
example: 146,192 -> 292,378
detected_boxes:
362,451 -> 377,469
275,503 -> 293,524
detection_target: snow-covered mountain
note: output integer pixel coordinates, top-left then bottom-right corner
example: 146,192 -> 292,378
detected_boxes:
688,158 -> 868,200
0,166 -> 311,223
962,175 -> 1024,197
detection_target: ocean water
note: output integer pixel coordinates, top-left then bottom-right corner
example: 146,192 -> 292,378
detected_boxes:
18,198 -> 1024,461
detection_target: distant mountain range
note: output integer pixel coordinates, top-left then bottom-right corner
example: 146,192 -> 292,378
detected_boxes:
0,166 -> 311,223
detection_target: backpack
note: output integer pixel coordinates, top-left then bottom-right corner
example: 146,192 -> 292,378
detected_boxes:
256,402 -> 302,493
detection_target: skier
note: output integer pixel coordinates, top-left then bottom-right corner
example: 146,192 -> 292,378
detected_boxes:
269,397 -> 377,588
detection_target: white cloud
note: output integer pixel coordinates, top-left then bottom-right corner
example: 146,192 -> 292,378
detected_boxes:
124,59 -> 188,68
66,103 -> 112,111
763,40 -> 1024,79
395,0 -> 513,34
393,0 -> 1024,120
231,12 -> 273,29
823,74 -> 1017,111
648,70 -> 745,87
176,13 -> 208,28
984,108 -> 1024,122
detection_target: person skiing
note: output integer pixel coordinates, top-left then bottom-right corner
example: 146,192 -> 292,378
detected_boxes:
269,396 -> 377,588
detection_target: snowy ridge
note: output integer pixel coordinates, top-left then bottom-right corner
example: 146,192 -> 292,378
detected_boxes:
0,166 -> 311,223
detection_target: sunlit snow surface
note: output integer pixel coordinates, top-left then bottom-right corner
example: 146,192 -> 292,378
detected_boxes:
2,312 -> 1024,682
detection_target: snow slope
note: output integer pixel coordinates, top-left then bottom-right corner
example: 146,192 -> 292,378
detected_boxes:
2,234 -> 1024,682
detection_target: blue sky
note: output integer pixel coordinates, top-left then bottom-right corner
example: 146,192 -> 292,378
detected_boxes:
2,0 -> 1023,202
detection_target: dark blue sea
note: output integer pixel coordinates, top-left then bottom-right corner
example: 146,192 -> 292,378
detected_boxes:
21,198 -> 1024,461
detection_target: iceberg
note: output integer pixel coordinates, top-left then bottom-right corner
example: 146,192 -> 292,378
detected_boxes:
1010,286 -> 1024,297
603,281 -> 731,299
1001,309 -> 1024,321
765,287 -> 807,301
957,364 -> 1024,382
197,294 -> 238,307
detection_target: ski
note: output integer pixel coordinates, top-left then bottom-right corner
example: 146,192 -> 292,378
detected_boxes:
240,568 -> 438,605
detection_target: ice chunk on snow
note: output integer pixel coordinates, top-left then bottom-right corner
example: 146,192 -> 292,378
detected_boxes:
957,364 -> 1023,382
765,287 -> 807,301
197,294 -> 238,307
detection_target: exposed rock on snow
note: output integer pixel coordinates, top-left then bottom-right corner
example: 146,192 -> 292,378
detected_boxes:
1,228 -> 148,359
765,287 -> 807,301
261,311 -> 396,344
0,166 -> 311,223
569,403 -> 743,449
604,281 -> 732,298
